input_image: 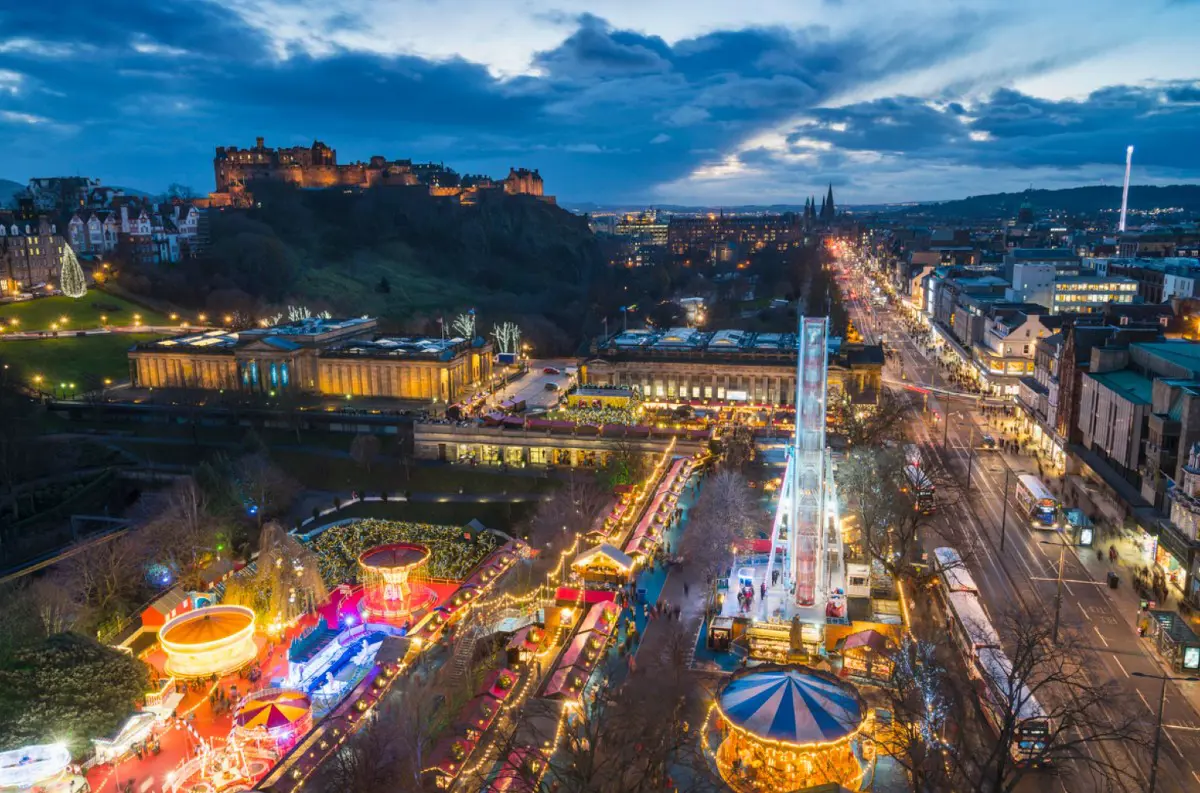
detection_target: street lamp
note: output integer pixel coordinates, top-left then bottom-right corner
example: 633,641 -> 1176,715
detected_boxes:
1039,536 -> 1071,644
994,467 -> 1012,552
1131,671 -> 1200,793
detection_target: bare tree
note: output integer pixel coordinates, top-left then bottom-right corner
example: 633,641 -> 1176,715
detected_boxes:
349,433 -> 381,473
679,470 -> 761,584
949,610 -> 1149,792
830,387 -> 911,448
318,672 -> 442,793
838,446 -> 968,589
235,452 -> 300,527
527,473 -> 610,554
885,607 -> 1151,793
59,531 -> 149,633
483,629 -> 722,793
139,478 -> 219,590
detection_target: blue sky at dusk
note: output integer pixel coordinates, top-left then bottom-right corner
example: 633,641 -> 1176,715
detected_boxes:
2,0 -> 1199,204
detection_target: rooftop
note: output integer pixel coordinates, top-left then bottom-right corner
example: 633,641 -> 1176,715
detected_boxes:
1089,370 -> 1153,405
1132,341 -> 1200,376
604,327 -> 798,353
1007,248 -> 1080,260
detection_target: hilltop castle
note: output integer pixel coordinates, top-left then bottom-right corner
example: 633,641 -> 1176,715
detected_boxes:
209,137 -> 551,207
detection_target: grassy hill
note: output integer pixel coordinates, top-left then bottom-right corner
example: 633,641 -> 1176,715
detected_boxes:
0,179 -> 23,208
916,184 -> 1200,219
122,183 -> 611,354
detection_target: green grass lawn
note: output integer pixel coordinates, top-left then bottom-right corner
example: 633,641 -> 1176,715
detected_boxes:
0,333 -> 162,390
0,291 -> 173,331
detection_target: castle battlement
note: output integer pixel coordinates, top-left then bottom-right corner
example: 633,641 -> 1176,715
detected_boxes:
211,137 -> 551,205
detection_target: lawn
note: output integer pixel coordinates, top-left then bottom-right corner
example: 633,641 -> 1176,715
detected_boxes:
0,333 -> 163,391
0,291 -> 172,331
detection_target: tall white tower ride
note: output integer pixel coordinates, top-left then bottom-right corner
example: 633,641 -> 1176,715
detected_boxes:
1119,145 -> 1134,233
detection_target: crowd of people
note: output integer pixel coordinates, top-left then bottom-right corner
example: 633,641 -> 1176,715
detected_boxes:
312,519 -> 501,584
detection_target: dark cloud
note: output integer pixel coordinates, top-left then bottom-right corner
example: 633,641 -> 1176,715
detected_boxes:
787,84 -> 1200,173
0,0 -> 1196,202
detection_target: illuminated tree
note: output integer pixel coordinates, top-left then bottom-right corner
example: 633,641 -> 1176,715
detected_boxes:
452,310 -> 476,340
59,246 -> 87,298
234,521 -> 328,628
490,321 -> 522,355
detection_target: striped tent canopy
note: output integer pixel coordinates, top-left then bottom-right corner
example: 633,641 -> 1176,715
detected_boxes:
719,667 -> 864,745
234,689 -> 312,731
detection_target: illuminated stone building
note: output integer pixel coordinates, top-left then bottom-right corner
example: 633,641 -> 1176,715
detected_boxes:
582,327 -> 882,407
212,137 -> 551,205
128,317 -> 492,402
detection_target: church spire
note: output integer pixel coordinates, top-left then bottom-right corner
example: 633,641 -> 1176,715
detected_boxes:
822,183 -> 835,220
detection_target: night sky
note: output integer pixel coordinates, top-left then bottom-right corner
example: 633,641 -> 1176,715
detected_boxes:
2,0 -> 1199,204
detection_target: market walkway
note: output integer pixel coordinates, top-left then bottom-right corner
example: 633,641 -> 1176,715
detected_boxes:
605,476 -> 706,683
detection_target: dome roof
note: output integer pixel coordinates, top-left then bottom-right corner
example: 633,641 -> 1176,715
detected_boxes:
235,689 -> 312,730
719,666 -> 864,745
358,542 -> 430,570
162,606 -> 253,645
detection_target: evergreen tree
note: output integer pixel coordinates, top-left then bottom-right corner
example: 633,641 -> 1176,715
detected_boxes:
59,246 -> 87,299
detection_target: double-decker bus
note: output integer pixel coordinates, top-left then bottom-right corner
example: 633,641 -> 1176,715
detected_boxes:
1014,475 -> 1060,529
903,465 -> 936,515
934,546 -> 1052,766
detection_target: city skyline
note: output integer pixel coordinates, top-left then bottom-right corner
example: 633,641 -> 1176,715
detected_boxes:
2,0 -> 1199,204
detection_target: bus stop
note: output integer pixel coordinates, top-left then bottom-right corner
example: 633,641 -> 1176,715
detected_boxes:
1142,610 -> 1200,672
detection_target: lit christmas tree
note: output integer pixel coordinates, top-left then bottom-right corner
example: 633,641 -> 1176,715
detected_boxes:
59,246 -> 87,299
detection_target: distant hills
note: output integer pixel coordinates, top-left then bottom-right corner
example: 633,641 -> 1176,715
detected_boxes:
564,183 -> 1200,219
0,179 -> 23,207
913,184 -> 1200,219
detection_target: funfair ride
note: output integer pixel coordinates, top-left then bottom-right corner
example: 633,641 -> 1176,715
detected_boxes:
762,316 -> 841,617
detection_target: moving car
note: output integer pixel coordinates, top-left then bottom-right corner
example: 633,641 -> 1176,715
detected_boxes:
981,434 -> 996,449
544,382 -> 560,391
543,367 -> 561,375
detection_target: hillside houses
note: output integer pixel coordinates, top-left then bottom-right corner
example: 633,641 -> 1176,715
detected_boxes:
67,201 -> 200,265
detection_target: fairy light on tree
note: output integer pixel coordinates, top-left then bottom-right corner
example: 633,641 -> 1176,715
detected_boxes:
59,246 -> 87,299
451,309 -> 476,340
490,321 -> 522,355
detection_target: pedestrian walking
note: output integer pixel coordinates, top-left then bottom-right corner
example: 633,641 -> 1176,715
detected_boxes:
684,582 -> 690,597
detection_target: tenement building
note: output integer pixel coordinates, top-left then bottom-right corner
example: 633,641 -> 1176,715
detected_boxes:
128,317 -> 492,403
581,327 -> 882,407
0,205 -> 68,294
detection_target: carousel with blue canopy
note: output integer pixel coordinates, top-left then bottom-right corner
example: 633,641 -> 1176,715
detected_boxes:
707,664 -> 874,792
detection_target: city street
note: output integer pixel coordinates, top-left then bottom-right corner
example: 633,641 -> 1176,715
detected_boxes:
839,252 -> 1200,793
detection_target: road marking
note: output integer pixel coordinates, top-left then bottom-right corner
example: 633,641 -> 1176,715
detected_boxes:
1138,689 -> 1153,712
1164,722 -> 1200,731
1165,726 -> 1183,757
1029,577 -> 1107,586
1094,625 -> 1109,647
1112,655 -> 1130,678
1078,603 -> 1092,620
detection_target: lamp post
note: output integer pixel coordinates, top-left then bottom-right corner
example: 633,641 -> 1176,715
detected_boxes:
1131,671 -> 1200,793
997,467 -> 1011,552
1039,536 -> 1071,644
